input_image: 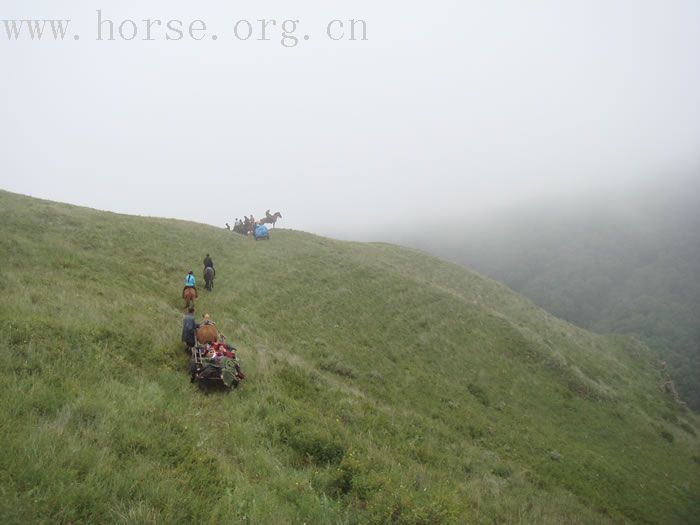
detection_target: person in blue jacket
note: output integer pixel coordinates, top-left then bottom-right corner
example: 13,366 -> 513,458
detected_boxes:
183,270 -> 197,298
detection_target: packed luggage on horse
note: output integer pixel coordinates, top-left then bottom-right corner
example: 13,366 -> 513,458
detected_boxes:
254,224 -> 269,240
189,340 -> 245,389
182,312 -> 246,389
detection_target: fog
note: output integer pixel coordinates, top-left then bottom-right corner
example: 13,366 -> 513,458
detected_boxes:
390,171 -> 700,254
391,172 -> 699,409
1,0 -> 699,239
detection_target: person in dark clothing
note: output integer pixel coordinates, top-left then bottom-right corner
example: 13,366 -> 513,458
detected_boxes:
203,253 -> 214,270
181,307 -> 199,349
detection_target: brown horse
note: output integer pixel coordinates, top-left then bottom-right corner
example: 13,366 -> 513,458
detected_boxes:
183,287 -> 197,309
197,323 -> 218,344
259,211 -> 282,228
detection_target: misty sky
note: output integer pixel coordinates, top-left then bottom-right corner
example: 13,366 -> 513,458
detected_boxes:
1,0 -> 698,240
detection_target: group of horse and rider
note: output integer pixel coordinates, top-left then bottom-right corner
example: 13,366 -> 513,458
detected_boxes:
180,253 -> 244,388
181,253 -> 215,308
226,209 -> 282,236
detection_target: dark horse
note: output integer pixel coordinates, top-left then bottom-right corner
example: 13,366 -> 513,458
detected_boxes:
204,266 -> 215,291
260,210 -> 282,228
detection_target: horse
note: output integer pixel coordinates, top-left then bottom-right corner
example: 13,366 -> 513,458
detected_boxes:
259,211 -> 282,228
204,266 -> 215,291
197,323 -> 218,344
183,287 -> 197,309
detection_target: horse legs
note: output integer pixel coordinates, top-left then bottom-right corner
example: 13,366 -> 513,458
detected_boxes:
184,292 -> 195,309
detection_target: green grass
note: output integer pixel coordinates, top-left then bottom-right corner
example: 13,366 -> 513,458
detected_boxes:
0,189 -> 699,524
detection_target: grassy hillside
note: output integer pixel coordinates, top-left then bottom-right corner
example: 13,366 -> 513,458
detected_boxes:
0,190 -> 698,524
404,180 -> 700,412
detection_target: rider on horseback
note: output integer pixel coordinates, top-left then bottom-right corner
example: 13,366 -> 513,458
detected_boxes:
203,253 -> 214,270
183,270 -> 197,298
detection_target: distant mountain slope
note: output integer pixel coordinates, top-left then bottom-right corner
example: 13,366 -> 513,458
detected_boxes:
403,178 -> 700,412
0,190 -> 698,524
